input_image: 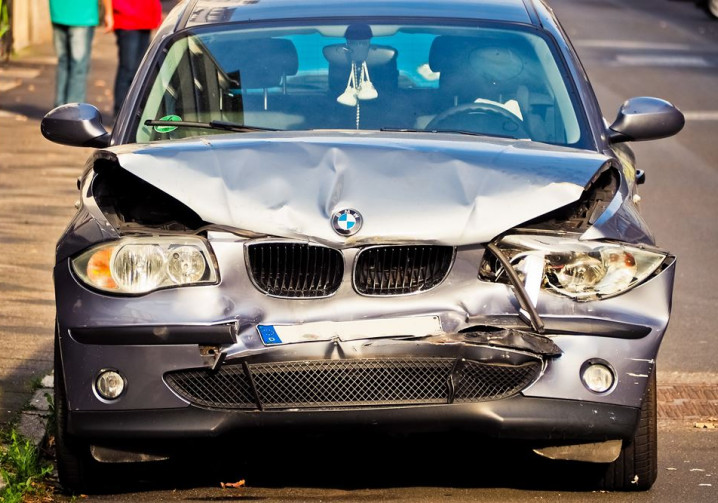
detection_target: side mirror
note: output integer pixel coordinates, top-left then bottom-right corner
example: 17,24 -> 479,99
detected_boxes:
608,97 -> 684,143
41,103 -> 111,148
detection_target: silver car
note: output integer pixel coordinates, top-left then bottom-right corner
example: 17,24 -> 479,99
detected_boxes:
42,0 -> 684,493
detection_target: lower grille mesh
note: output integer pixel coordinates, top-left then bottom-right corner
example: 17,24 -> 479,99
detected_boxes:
165,358 -> 541,410
165,366 -> 256,409
251,359 -> 453,407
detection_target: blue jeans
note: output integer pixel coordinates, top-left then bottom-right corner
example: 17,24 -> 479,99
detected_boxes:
53,24 -> 95,107
114,29 -> 151,116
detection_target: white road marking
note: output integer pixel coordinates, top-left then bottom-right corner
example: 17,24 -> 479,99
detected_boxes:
683,111 -> 718,121
577,40 -> 698,51
613,55 -> 711,67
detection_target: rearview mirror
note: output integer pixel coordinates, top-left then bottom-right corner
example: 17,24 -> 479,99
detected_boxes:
41,103 -> 111,148
608,97 -> 684,143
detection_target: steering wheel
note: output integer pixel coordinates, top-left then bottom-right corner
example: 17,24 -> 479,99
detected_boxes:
425,102 -> 530,139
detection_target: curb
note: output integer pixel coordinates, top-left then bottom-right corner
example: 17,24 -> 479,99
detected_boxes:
0,372 -> 54,492
18,373 -> 54,446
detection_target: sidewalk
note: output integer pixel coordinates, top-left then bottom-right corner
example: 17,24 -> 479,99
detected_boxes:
0,27 -> 117,427
0,26 -> 116,120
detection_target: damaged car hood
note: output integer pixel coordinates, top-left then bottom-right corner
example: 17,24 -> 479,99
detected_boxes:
107,131 -> 610,245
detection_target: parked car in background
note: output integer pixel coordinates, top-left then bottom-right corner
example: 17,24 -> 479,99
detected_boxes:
42,0 -> 683,494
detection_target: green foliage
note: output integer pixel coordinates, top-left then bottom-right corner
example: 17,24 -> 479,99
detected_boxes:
28,376 -> 44,393
0,0 -> 8,40
44,392 -> 57,442
0,430 -> 53,503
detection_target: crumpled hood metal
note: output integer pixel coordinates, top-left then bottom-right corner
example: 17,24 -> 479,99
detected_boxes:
108,132 -> 610,245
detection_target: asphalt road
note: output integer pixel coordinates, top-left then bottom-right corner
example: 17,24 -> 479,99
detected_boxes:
0,0 -> 716,501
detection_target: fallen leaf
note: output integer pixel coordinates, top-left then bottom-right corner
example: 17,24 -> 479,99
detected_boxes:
220,479 -> 246,489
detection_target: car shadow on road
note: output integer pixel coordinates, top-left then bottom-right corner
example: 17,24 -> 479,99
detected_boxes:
75,432 -> 611,495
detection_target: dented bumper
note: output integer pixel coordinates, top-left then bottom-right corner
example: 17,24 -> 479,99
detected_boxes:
55,232 -> 674,446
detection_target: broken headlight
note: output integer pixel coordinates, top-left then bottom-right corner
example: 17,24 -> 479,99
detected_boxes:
481,234 -> 667,301
72,237 -> 218,294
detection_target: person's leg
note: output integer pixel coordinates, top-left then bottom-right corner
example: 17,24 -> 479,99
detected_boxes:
66,25 -> 95,104
134,30 -> 152,67
52,24 -> 70,107
113,30 -> 152,116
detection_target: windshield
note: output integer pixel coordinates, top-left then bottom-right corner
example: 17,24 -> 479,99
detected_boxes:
135,21 -> 588,147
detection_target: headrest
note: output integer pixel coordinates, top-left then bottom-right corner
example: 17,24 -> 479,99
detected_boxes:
235,38 -> 298,89
429,35 -> 524,80
469,47 -> 524,81
429,36 -> 477,73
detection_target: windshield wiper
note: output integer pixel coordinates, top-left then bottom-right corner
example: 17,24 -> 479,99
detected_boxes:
144,119 -> 279,132
380,127 -> 517,139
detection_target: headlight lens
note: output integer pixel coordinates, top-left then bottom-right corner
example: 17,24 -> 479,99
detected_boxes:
72,237 -> 218,294
483,234 -> 667,301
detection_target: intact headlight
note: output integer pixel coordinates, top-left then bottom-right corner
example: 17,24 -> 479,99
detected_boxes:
482,234 -> 667,301
72,237 -> 218,294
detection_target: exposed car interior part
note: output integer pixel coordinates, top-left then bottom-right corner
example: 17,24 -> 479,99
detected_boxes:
521,167 -> 619,232
446,328 -> 562,355
92,160 -> 205,231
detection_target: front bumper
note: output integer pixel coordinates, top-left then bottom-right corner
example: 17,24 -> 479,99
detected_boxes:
55,241 -> 674,445
68,396 -> 640,442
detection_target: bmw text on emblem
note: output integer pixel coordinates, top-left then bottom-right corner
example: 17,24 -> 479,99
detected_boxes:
331,209 -> 363,236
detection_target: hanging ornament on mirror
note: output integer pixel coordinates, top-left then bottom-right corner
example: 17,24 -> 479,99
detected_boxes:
337,61 -> 378,106
337,62 -> 359,106
357,62 -> 377,100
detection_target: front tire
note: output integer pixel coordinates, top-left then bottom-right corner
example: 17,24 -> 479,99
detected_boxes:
598,369 -> 658,491
54,328 -> 99,494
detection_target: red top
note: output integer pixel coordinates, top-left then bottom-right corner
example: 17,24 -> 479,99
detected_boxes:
113,0 -> 162,30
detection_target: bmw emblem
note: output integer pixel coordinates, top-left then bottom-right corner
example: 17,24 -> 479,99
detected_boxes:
331,208 -> 363,236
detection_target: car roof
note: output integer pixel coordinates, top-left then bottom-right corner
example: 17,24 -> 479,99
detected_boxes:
181,0 -> 538,28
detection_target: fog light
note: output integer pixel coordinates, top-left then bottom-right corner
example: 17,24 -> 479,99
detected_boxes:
581,362 -> 614,393
95,370 -> 125,400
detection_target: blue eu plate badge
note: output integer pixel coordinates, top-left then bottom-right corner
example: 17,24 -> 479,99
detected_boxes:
257,325 -> 283,345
